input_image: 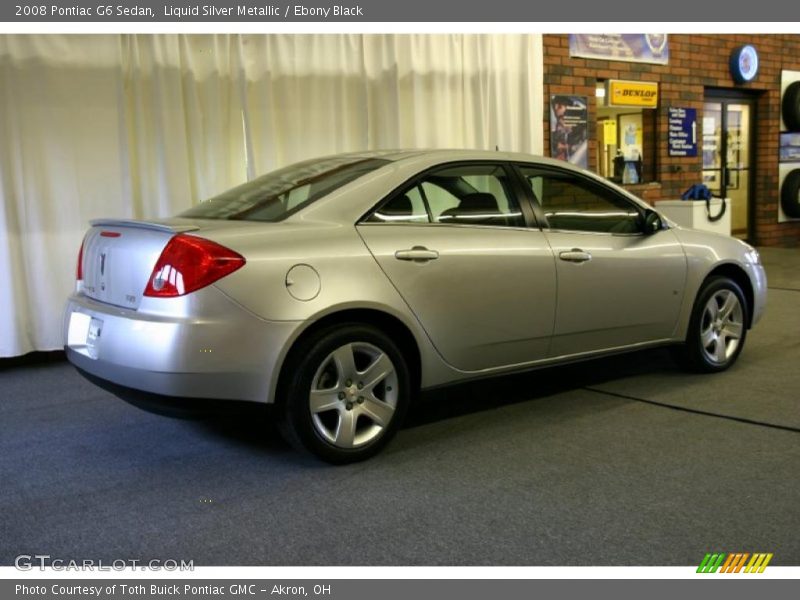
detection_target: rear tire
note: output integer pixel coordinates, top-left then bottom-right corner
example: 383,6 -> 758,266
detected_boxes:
278,323 -> 411,464
672,276 -> 748,373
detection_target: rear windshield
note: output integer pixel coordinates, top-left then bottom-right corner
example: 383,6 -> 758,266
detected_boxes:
180,156 -> 390,222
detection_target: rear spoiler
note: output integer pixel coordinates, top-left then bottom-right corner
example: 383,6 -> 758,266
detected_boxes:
89,219 -> 200,233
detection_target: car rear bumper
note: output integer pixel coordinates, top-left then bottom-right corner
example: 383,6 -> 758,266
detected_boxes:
65,346 -> 268,402
63,290 -> 301,403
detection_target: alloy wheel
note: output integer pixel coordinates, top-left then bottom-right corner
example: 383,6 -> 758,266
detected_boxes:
699,289 -> 744,365
309,342 -> 399,448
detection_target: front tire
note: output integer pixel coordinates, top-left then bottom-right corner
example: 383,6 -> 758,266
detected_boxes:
673,276 -> 748,373
278,323 -> 411,464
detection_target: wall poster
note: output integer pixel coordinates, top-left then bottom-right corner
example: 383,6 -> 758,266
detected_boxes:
550,95 -> 588,169
618,113 -> 643,161
668,107 -> 698,157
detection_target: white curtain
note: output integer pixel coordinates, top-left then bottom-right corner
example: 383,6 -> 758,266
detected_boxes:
0,34 -> 544,357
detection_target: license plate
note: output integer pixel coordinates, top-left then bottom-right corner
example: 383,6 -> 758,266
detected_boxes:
86,317 -> 103,359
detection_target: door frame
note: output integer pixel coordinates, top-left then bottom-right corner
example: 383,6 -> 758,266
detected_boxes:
703,87 -> 759,241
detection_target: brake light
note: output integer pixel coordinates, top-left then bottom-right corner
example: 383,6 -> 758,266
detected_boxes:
76,237 -> 85,281
143,234 -> 245,298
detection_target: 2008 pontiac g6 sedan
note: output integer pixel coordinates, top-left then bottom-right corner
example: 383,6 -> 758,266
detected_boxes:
64,150 -> 767,463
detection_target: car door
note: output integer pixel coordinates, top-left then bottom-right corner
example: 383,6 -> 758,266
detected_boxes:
516,165 -> 687,358
357,162 -> 557,372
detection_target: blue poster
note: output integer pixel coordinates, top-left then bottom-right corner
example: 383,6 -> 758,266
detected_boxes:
569,34 -> 669,65
668,107 -> 698,157
780,133 -> 800,163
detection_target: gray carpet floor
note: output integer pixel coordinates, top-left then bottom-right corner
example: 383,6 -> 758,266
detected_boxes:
1,248 -> 799,566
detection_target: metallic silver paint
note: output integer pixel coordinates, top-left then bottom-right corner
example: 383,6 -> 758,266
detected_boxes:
667,227 -> 767,333
64,150 -> 768,405
64,285 -> 301,401
543,228 -> 687,356
358,224 -> 556,370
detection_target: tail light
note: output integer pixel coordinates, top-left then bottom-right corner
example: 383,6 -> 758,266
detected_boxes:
76,237 -> 86,281
143,234 -> 245,298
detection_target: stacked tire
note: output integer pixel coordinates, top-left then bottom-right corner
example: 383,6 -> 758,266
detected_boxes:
782,81 -> 800,219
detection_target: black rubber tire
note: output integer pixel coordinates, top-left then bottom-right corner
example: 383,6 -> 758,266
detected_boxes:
671,276 -> 749,373
277,323 -> 411,464
782,81 -> 800,132
781,169 -> 800,219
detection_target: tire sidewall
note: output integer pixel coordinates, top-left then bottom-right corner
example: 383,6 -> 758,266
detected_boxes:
782,81 -> 800,132
781,169 -> 800,219
281,324 -> 411,464
686,277 -> 749,372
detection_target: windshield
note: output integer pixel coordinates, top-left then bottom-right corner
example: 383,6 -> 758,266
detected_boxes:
180,156 -> 390,221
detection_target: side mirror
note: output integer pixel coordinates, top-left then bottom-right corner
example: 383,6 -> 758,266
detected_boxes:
642,209 -> 664,235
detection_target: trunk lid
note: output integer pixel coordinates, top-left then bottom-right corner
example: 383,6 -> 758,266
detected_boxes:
80,219 -> 192,309
79,217 -> 296,309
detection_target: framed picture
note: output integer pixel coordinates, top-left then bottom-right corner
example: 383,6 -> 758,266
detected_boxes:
780,132 -> 800,163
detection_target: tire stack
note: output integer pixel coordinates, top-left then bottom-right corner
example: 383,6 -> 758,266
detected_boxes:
782,81 -> 800,219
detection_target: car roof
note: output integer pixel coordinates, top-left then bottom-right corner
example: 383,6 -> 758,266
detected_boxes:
332,148 -> 592,174
340,148 -> 565,164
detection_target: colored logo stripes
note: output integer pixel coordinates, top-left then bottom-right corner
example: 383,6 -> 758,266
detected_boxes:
697,552 -> 773,573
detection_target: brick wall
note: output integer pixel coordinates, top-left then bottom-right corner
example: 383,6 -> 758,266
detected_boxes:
543,34 -> 800,247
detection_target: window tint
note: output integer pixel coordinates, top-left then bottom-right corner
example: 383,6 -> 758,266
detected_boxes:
366,163 -> 525,228
421,180 -> 460,220
368,186 -> 429,223
180,156 -> 390,222
425,165 -> 523,227
520,168 -> 641,234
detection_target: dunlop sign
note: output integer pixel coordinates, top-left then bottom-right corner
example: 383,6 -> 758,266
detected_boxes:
607,80 -> 659,108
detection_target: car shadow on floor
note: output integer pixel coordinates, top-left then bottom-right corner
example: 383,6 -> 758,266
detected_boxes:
405,347 -> 678,428
188,347 -> 680,454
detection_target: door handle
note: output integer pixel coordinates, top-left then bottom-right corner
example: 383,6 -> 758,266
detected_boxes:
559,249 -> 592,263
394,246 -> 439,262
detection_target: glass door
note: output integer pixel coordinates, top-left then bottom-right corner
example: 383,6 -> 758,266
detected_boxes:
702,96 -> 754,239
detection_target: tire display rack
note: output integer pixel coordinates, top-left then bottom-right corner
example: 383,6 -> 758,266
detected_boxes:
780,72 -> 800,221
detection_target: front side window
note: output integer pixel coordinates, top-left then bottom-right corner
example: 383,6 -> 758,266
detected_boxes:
519,167 -> 641,234
181,156 -> 390,222
367,163 -> 525,228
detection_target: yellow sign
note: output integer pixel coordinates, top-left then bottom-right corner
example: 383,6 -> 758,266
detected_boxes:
607,80 -> 658,108
602,119 -> 617,145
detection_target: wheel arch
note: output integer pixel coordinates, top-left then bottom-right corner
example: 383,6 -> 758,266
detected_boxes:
701,262 -> 755,328
273,307 -> 423,406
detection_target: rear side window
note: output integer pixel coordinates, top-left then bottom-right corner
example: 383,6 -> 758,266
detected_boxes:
181,157 -> 390,222
369,186 -> 429,223
366,163 -> 525,228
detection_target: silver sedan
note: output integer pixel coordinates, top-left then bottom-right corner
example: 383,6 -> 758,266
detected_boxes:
64,150 -> 767,462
